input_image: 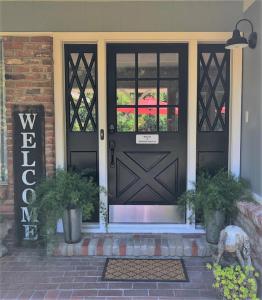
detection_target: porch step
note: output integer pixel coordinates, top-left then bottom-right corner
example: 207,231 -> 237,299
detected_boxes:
49,233 -> 215,257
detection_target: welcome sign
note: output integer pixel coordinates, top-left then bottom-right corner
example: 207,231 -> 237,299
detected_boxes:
13,105 -> 45,242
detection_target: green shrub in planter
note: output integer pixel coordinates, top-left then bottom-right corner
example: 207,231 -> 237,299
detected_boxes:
207,263 -> 259,300
30,169 -> 100,243
179,170 -> 250,243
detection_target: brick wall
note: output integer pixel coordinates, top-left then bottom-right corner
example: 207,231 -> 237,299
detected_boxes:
235,201 -> 262,296
0,36 -> 55,221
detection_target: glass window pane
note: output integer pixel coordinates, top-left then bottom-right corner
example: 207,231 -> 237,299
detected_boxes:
117,53 -> 135,78
86,106 -> 96,132
69,50 -> 97,132
117,108 -> 135,132
159,107 -> 179,132
138,80 -> 157,105
159,80 -> 179,105
138,107 -> 157,132
199,51 -> 227,132
85,80 -> 94,106
117,81 -> 135,105
78,100 -> 88,131
160,53 -> 179,78
84,53 -> 96,79
138,53 -> 157,78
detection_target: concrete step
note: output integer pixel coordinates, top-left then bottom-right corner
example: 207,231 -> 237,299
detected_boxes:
49,233 -> 215,257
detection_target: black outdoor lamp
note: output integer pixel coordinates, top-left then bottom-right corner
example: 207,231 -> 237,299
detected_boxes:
225,18 -> 257,50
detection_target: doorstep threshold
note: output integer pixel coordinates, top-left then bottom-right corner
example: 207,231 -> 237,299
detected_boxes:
81,223 -> 205,234
49,232 -> 213,257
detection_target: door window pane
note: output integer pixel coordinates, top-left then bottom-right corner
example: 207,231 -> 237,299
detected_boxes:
159,107 -> 179,132
117,81 -> 135,105
117,108 -> 135,132
117,53 -> 135,78
84,53 -> 96,78
138,80 -> 157,105
85,80 -> 94,105
160,53 -> 179,78
138,53 -> 157,78
159,80 -> 179,105
138,107 -> 157,132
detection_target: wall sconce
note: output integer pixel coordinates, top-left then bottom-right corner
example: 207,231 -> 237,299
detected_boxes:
225,18 -> 257,50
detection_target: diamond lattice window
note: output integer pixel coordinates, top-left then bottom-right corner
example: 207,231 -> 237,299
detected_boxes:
68,51 -> 97,132
198,52 -> 228,132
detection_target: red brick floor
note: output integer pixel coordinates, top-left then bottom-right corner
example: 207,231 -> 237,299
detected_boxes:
0,248 -> 220,300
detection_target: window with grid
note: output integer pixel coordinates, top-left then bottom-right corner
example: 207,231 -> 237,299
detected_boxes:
116,52 -> 180,132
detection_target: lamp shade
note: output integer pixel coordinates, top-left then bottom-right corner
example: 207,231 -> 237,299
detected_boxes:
225,29 -> 248,49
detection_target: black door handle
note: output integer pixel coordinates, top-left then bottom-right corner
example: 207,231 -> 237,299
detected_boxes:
109,140 -> 116,168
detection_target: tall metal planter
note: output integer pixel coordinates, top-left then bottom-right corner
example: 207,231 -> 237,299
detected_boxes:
205,210 -> 225,244
62,208 -> 82,244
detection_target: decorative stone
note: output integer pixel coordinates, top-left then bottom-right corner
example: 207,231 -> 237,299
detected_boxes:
216,225 -> 252,268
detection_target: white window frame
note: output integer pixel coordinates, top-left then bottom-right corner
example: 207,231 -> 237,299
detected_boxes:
0,32 -> 242,233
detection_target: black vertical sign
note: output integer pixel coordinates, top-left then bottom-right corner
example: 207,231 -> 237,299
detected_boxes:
13,105 -> 45,243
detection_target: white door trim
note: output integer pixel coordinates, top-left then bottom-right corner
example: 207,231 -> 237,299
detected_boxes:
228,48 -> 243,177
51,32 -> 241,233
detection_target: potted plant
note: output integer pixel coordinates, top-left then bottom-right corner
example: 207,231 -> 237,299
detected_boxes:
30,169 -> 99,244
207,263 -> 259,300
179,169 -> 249,244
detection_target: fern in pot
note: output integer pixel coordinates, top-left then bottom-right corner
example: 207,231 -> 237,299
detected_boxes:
179,170 -> 249,244
30,169 -> 99,244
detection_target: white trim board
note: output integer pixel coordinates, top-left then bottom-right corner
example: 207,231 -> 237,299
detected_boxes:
1,32 -> 232,41
243,0 -> 256,12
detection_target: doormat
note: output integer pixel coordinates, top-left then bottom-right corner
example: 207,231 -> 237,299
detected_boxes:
102,258 -> 189,282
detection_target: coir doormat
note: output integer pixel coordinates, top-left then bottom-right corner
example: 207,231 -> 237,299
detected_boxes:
102,258 -> 189,282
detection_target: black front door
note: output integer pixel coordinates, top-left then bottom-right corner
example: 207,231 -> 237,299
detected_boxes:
107,44 -> 188,223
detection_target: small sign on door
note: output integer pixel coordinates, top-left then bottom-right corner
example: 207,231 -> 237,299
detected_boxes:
136,134 -> 159,144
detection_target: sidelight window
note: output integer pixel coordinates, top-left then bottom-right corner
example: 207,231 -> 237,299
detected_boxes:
198,50 -> 228,132
67,49 -> 97,132
116,52 -> 180,133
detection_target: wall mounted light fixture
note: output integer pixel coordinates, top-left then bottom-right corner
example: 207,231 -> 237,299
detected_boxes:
225,18 -> 257,50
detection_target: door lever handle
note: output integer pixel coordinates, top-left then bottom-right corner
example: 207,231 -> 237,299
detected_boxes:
109,140 -> 116,168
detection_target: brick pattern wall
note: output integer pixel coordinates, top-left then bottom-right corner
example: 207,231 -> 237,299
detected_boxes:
235,201 -> 262,295
0,36 -> 55,219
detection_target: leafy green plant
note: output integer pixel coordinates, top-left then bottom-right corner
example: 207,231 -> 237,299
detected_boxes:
207,263 -> 259,300
30,169 -> 100,240
179,169 -> 250,224
99,200 -> 108,233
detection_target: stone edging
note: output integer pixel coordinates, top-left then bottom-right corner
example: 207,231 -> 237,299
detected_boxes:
237,201 -> 262,230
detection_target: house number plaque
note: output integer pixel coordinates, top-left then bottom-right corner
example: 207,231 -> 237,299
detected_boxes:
136,134 -> 159,144
13,105 -> 45,243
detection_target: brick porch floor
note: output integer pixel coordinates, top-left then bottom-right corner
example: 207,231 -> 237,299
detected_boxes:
0,248 -> 220,300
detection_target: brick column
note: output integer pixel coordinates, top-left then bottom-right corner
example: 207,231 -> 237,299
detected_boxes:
0,36 -> 55,224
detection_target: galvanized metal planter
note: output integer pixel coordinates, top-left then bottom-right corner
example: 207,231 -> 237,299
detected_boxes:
62,208 -> 82,244
205,210 -> 225,244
